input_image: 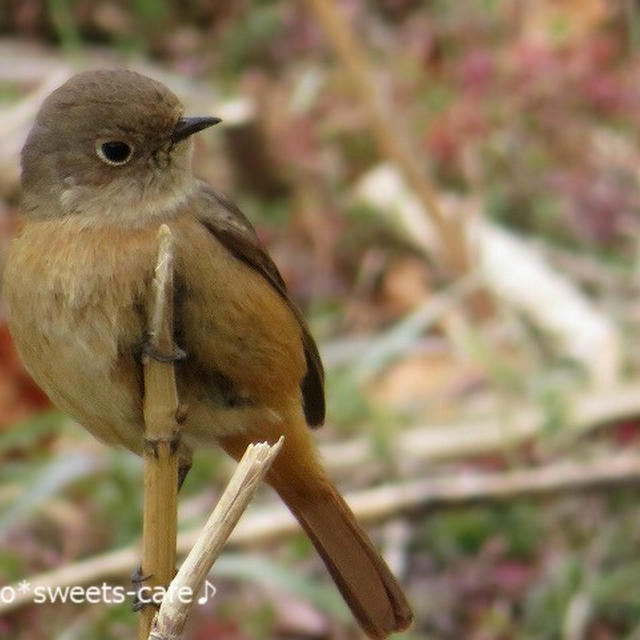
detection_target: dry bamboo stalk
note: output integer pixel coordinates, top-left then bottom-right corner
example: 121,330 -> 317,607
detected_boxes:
4,452 -> 640,615
139,225 -> 181,640
303,0 -> 468,275
149,438 -> 283,640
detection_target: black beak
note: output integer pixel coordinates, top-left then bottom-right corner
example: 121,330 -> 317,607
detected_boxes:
171,116 -> 221,144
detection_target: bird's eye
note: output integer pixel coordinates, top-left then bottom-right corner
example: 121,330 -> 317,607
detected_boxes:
96,140 -> 133,166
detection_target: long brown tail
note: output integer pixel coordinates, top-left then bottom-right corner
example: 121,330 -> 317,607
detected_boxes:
220,430 -> 413,638
271,469 -> 414,638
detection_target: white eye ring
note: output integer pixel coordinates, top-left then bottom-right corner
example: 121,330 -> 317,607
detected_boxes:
96,140 -> 134,166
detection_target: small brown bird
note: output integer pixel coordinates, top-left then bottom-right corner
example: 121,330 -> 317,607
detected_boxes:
3,70 -> 412,638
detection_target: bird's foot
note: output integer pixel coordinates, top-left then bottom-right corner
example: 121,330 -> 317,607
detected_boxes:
131,566 -> 156,612
143,342 -> 187,363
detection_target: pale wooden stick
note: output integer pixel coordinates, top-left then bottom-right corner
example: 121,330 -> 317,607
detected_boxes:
4,451 -> 640,615
139,225 -> 181,639
149,437 -> 283,640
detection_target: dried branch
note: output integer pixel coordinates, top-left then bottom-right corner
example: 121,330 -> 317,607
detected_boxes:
149,438 -> 283,640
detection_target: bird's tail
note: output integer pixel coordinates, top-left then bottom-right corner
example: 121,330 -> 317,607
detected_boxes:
220,429 -> 413,639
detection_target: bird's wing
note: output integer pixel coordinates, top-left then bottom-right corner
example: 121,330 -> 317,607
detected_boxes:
194,184 -> 325,427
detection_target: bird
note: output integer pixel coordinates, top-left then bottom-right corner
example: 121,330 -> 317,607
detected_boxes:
2,69 -> 413,638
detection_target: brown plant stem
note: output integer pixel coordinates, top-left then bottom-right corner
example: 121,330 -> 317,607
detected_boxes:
139,225 -> 181,640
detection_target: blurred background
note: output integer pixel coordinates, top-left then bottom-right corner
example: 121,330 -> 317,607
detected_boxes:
2,0 -> 640,638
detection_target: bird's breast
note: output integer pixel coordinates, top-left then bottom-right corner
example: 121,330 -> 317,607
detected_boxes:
3,217 -> 156,450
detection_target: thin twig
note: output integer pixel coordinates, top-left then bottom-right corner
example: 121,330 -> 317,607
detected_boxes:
149,438 -> 283,640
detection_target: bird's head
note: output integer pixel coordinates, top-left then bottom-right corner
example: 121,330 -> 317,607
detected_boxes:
21,69 -> 220,226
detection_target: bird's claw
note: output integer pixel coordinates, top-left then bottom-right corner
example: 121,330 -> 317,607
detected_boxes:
143,342 -> 187,363
131,566 -> 156,612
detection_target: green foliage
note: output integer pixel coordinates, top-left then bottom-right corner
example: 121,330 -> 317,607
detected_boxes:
421,502 -> 542,563
0,411 -> 66,459
0,452 -> 100,539
182,447 -> 232,494
457,323 -> 525,395
79,601 -> 135,639
0,548 -> 24,581
216,553 -> 348,618
0,82 -> 21,103
536,385 -> 571,438
219,4 -> 285,77
46,0 -> 82,52
84,452 -> 143,546
240,602 -> 277,640
235,194 -> 290,228
325,369 -> 374,433
132,0 -> 169,23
